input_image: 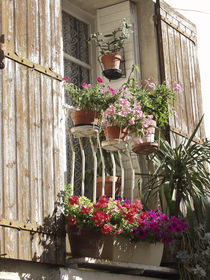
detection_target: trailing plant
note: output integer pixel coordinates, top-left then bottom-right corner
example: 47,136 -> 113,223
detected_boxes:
124,65 -> 180,127
89,18 -> 133,55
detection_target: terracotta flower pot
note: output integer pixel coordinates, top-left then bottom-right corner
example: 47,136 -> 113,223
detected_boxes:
97,176 -> 121,197
67,226 -> 104,258
132,120 -> 158,155
104,126 -> 127,141
71,110 -> 99,126
101,53 -> 121,70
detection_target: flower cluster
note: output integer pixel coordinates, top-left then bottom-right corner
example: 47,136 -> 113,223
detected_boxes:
101,96 -> 153,139
131,210 -> 189,244
65,194 -> 188,243
63,77 -> 119,112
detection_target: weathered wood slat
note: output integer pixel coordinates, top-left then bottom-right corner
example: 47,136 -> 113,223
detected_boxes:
15,0 -> 31,261
174,29 -> 188,134
51,0 -> 65,264
2,58 -> 18,259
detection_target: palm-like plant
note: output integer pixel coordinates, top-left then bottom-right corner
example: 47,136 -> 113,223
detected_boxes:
142,117 -> 210,219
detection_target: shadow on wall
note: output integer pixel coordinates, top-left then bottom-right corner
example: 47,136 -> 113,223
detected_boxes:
0,192 -> 66,280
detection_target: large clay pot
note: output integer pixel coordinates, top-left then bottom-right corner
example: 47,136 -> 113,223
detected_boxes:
97,176 -> 121,197
104,126 -> 127,141
67,226 -> 104,258
71,110 -> 99,126
102,235 -> 164,266
101,53 -> 121,70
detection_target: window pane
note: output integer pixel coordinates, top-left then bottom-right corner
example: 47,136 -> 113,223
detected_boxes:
62,11 -> 89,64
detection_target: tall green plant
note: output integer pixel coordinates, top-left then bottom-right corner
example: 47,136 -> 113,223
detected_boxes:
142,117 -> 210,218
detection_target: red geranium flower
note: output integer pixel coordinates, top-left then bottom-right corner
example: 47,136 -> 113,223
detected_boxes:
80,206 -> 91,214
92,210 -> 110,226
101,224 -> 113,234
67,216 -> 76,226
68,195 -> 79,205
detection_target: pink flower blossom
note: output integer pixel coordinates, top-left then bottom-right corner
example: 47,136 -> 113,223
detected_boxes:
119,98 -> 130,106
148,82 -> 156,90
82,83 -> 88,88
96,77 -> 103,83
107,85 -> 117,95
62,77 -> 69,82
105,105 -> 115,116
129,117 -> 135,125
87,84 -> 91,88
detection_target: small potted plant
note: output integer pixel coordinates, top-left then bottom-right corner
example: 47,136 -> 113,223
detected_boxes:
63,77 -> 118,126
89,19 -> 133,79
64,192 -> 189,265
123,65 -> 181,153
101,95 -> 152,144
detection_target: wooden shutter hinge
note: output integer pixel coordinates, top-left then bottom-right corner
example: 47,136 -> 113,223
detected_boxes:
0,34 -> 5,69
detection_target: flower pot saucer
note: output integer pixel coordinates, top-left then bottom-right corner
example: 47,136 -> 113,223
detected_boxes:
132,142 -> 158,155
71,125 -> 100,138
101,139 -> 127,151
103,69 -> 122,80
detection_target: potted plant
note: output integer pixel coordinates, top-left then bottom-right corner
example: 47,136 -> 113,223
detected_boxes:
89,19 -> 133,78
140,117 -> 210,266
64,190 -> 189,265
101,96 -> 152,143
122,65 -> 181,153
125,65 -> 181,129
63,77 -> 118,126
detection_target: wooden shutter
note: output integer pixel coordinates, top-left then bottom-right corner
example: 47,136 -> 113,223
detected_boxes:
0,0 -> 65,264
156,0 -> 205,144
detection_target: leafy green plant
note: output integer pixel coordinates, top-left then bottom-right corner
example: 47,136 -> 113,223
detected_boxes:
89,19 -> 133,55
63,77 -> 118,111
124,65 -> 180,127
140,117 -> 210,218
177,202 -> 210,280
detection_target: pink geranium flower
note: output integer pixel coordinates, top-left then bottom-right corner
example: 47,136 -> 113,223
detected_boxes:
96,77 -> 103,83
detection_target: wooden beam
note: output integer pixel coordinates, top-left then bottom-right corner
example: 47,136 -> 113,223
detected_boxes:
2,48 -> 62,80
0,218 -> 63,236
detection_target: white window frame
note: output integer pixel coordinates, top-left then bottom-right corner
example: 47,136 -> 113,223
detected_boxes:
62,0 -> 96,83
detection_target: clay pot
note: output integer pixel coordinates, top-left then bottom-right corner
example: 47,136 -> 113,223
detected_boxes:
71,110 -> 99,126
101,54 -> 121,70
104,126 -> 127,141
97,176 -> 121,197
67,226 -> 104,258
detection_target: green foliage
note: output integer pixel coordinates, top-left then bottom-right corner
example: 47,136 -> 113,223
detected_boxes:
89,18 -> 133,55
142,117 -> 210,218
63,81 -> 118,111
133,84 -> 176,127
124,65 -> 178,128
177,203 -> 210,280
